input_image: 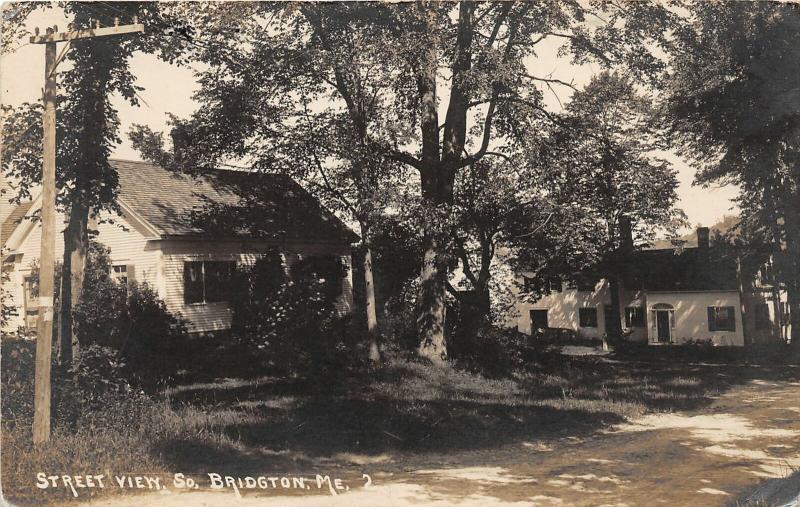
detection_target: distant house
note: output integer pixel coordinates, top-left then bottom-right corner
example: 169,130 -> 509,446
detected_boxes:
515,228 -> 790,346
1,160 -> 358,334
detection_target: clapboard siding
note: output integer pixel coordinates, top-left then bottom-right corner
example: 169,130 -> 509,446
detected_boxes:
159,239 -> 354,333
2,262 -> 26,331
94,216 -> 159,289
3,208 -> 354,336
1,209 -> 158,333
2,211 -> 67,332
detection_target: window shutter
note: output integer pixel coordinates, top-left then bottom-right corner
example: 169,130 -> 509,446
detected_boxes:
707,307 -> 716,332
126,264 -> 136,286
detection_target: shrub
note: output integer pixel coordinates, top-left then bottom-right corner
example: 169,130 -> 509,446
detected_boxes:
72,242 -> 188,389
230,252 -> 356,380
1,338 -> 151,443
1,353 -> 159,505
380,277 -> 421,353
449,325 -> 526,378
1,337 -> 36,430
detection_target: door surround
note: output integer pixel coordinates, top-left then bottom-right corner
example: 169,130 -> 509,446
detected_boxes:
651,303 -> 675,344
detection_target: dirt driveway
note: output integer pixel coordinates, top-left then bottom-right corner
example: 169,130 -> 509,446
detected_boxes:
79,373 -> 800,507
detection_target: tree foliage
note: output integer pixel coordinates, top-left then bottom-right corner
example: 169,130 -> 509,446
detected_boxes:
129,1 -> 680,361
665,1 -> 800,344
517,72 -> 683,287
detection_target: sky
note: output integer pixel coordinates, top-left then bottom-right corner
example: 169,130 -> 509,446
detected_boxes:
1,4 -> 740,231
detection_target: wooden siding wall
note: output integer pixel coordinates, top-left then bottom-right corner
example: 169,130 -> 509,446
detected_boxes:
159,239 -> 354,334
514,279 -> 648,341
2,210 -> 158,333
3,209 -> 355,337
645,291 -> 744,346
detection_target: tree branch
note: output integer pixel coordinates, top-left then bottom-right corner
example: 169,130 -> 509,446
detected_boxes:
453,234 -> 479,286
524,74 -> 579,92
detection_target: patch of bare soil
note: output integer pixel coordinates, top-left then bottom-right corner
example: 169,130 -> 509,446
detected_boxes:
77,375 -> 800,507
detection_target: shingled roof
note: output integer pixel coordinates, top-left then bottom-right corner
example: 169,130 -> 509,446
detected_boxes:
112,160 -> 358,243
623,246 -> 739,292
1,201 -> 33,249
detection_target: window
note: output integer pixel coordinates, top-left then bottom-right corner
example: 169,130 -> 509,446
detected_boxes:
111,265 -> 128,285
24,275 -> 39,301
184,260 -> 236,304
707,306 -> 736,332
579,307 -> 598,328
548,277 -> 562,293
522,276 -> 535,293
754,303 -> 771,330
530,309 -> 549,332
625,306 -> 646,328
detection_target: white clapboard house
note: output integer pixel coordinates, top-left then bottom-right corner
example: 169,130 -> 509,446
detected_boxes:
1,160 -> 358,335
515,228 -> 790,346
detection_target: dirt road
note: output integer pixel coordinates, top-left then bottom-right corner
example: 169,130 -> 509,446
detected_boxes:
80,376 -> 800,507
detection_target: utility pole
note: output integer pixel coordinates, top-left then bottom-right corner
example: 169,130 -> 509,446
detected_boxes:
30,18 -> 144,446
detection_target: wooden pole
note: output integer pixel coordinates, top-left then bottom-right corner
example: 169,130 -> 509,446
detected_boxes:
29,19 -> 145,446
33,37 -> 57,446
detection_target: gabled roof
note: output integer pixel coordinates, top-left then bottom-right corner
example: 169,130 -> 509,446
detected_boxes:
1,201 -> 33,250
111,160 -> 358,243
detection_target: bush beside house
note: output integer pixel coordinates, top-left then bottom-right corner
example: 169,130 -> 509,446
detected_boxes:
229,252 -> 361,381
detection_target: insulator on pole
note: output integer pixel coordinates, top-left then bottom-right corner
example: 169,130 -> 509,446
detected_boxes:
114,17 -> 120,27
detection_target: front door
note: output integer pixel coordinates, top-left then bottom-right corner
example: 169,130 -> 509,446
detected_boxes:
530,309 -> 549,334
656,311 -> 671,343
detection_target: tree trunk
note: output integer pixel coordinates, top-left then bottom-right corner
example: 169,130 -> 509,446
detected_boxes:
58,201 -> 89,365
417,231 -> 447,363
787,283 -> 799,347
414,6 -> 448,362
362,231 -> 381,362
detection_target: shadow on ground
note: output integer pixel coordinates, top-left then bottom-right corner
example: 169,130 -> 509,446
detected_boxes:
153,348 -> 800,482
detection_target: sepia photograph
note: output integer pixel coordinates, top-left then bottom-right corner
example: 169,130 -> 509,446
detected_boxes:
1,1 -> 799,506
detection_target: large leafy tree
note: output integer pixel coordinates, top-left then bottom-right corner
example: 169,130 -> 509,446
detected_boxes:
519,72 -> 682,338
449,156 -> 553,327
2,2 -> 180,362
130,1 -> 677,361
665,1 -> 800,345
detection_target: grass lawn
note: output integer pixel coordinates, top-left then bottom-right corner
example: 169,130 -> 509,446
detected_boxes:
2,341 -> 799,505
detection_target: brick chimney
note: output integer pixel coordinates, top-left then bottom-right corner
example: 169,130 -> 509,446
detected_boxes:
697,227 -> 710,249
619,215 -> 634,252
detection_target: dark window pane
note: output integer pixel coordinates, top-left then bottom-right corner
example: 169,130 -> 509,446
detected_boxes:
579,307 -> 598,328
708,306 -> 736,332
522,276 -> 534,293
626,307 -> 645,327
184,261 -> 204,304
204,261 -> 236,303
548,278 -> 562,293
